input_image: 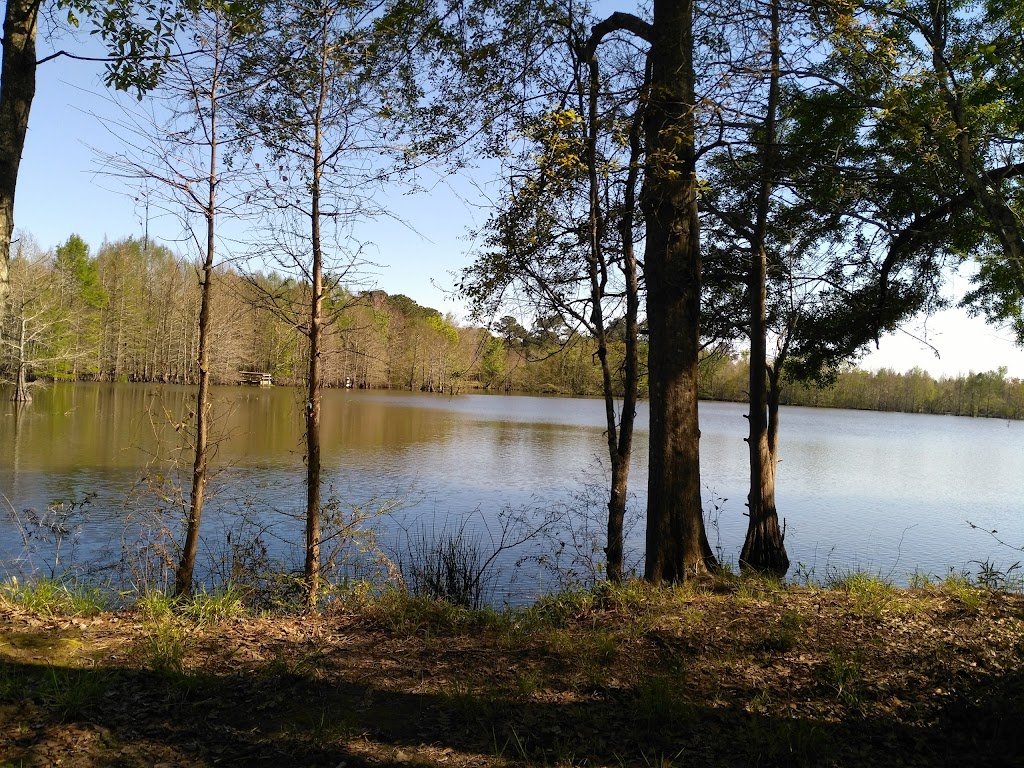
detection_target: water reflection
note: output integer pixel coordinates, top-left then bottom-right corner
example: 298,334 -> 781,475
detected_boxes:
2,383 -> 1022,596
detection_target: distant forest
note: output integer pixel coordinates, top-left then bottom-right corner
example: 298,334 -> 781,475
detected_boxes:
3,233 -> 1022,420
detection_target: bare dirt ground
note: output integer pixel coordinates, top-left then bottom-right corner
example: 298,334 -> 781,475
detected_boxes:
0,579 -> 1022,767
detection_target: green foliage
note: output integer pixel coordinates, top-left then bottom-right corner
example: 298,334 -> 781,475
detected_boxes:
942,571 -> 987,612
55,235 -> 107,310
753,609 -> 805,653
703,355 -> 1024,420
58,0 -> 182,96
818,0 -> 1024,343
972,558 -> 1024,591
179,586 -> 246,624
39,667 -> 114,720
1,235 -> 642,396
821,648 -> 865,710
479,335 -> 506,389
363,588 -> 481,636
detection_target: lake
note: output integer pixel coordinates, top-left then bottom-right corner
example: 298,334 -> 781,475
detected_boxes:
2,382 -> 1022,600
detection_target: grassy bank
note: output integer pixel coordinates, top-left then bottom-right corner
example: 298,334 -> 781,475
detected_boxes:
0,574 -> 1022,767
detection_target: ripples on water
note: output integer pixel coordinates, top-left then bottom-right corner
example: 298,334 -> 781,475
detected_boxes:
1,383 -> 1022,601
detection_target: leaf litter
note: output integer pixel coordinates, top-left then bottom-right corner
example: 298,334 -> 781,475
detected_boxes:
0,582 -> 1022,766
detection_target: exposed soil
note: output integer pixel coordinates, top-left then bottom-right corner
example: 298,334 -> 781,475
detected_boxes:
1,580 -> 1022,767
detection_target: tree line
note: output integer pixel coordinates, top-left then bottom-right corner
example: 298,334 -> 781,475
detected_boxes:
7,233 -> 1021,424
0,232 -> 633,396
704,356 -> 1024,420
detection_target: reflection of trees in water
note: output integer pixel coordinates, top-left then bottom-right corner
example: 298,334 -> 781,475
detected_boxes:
5,383 -> 1024,595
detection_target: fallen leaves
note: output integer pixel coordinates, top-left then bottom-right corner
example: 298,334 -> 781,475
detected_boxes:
0,585 -> 1022,766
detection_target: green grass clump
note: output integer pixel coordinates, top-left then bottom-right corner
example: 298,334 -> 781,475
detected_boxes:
0,663 -> 114,721
134,585 -> 246,626
753,609 -> 805,653
139,620 -> 191,678
363,588 -> 481,635
180,585 -> 246,625
941,572 -> 986,612
39,667 -> 114,719
821,648 -> 865,710
1,576 -> 107,617
826,570 -> 897,618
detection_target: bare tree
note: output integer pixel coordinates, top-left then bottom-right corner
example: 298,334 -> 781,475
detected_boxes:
1,235 -> 92,401
95,1 -> 260,596
238,0 -> 413,608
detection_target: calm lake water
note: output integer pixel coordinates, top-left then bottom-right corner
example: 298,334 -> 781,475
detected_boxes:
1,382 -> 1022,598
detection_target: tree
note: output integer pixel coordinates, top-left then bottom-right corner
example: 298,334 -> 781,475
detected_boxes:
632,1 -> 717,580
451,0 -> 716,580
698,0 -> 962,573
819,0 -> 1024,340
736,0 -> 789,575
52,234 -> 108,379
239,0 -> 418,607
98,0 -> 259,596
0,0 -> 180,314
458,0 -> 652,582
1,235 -> 85,400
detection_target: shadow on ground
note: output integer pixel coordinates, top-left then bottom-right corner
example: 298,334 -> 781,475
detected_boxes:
1,646 -> 1021,767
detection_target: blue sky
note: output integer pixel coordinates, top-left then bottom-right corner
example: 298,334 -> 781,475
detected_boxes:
15,28 -> 1024,379
17,42 -> 481,317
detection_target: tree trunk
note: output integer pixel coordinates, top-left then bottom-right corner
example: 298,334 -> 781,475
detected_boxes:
303,73 -> 327,608
0,0 -> 39,315
12,311 -> 31,402
740,0 -> 788,576
642,0 -> 716,582
740,300 -> 788,574
579,48 -> 633,584
305,227 -> 323,610
605,71 -> 644,584
174,32 -> 222,596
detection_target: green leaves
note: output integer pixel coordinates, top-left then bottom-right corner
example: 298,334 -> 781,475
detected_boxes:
57,0 -> 182,97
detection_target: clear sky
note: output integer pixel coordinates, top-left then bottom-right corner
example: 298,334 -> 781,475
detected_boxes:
15,30 -> 1024,380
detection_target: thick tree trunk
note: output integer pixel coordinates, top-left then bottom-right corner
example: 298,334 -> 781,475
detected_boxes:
740,0 -> 788,576
0,0 -> 39,314
642,0 -> 716,583
740,304 -> 788,574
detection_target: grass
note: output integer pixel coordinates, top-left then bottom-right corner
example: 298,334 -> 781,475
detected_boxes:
133,585 -> 246,624
1,575 -> 108,617
636,672 -> 693,727
753,608 -> 805,652
825,569 -> 898,618
39,667 -> 115,719
941,571 -> 988,612
0,573 -> 1023,766
822,647 -> 865,710
139,619 -> 191,677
